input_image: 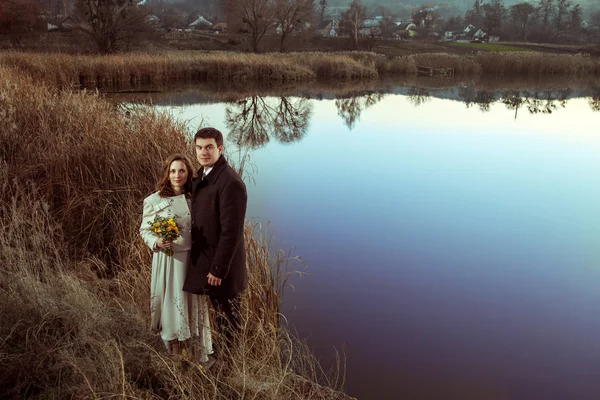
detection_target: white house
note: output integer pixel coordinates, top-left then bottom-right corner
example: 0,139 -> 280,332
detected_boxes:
316,19 -> 338,37
189,16 -> 212,30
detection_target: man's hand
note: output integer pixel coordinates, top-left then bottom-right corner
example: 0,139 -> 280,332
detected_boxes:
207,273 -> 222,286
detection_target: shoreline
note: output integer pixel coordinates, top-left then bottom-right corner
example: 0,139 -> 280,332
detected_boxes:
0,64 -> 354,400
1,51 -> 599,90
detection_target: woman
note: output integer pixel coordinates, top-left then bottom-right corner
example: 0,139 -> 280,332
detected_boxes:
139,153 -> 213,363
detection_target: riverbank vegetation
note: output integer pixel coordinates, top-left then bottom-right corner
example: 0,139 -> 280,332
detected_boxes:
1,51 -> 600,90
0,65 -> 350,399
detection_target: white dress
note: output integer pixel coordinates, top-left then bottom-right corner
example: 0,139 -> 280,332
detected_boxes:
139,192 -> 213,361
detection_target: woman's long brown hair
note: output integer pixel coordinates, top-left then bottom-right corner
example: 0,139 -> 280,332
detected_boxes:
157,153 -> 195,198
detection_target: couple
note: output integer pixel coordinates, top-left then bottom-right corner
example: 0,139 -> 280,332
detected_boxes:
139,127 -> 248,365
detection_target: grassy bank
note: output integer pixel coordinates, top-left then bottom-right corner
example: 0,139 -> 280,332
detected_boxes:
449,43 -> 535,52
0,65 -> 349,399
1,51 -> 600,90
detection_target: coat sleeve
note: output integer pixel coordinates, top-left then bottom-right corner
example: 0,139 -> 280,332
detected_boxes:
211,179 -> 247,279
140,196 -> 159,251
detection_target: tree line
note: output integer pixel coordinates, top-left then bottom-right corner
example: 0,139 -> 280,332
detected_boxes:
1,0 -> 599,53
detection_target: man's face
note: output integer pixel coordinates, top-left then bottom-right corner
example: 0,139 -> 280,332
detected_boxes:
195,137 -> 223,169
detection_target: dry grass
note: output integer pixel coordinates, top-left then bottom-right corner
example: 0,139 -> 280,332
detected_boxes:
0,65 -> 350,399
0,64 -> 189,272
0,51 -> 370,89
476,52 -> 600,75
1,51 -> 599,91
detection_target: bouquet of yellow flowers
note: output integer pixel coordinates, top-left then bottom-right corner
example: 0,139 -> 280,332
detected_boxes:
149,215 -> 180,256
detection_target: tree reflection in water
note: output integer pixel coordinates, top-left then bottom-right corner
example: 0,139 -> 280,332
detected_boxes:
224,95 -> 312,176
589,89 -> 600,112
458,86 -> 496,112
218,86 -> 597,172
226,95 -> 312,149
454,85 -> 573,119
407,87 -> 431,107
334,91 -> 384,130
502,90 -> 570,119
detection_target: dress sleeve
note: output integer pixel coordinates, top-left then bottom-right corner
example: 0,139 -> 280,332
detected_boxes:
140,197 -> 159,251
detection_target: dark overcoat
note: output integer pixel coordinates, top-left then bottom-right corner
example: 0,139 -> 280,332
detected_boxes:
183,155 -> 248,298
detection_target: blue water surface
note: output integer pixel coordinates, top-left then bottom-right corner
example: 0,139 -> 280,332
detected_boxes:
162,91 -> 600,400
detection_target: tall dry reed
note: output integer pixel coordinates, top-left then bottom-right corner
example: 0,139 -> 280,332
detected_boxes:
3,51 -> 598,91
1,64 -> 190,273
0,66 -> 350,399
476,52 -> 600,75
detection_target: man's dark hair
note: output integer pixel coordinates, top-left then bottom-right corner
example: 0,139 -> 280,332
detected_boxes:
195,127 -> 223,147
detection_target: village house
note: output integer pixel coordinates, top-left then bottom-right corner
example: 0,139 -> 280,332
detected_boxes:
454,24 -> 487,42
211,22 -> 227,33
360,17 -> 382,36
394,22 -> 417,39
189,16 -> 212,31
145,14 -> 161,31
316,19 -> 338,37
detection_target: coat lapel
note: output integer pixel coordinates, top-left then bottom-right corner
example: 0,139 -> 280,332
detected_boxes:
204,155 -> 228,184
192,175 -> 204,193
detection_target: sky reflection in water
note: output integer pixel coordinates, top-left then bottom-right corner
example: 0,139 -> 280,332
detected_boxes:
155,88 -> 600,400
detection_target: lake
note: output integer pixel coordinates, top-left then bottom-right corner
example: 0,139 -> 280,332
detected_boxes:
117,78 -> 600,400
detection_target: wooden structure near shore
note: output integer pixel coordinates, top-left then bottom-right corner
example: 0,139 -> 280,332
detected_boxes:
417,66 -> 455,78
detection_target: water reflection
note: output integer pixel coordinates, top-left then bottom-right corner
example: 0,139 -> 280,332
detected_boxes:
115,81 -> 600,400
225,96 -> 312,149
407,87 -> 431,107
195,84 -> 600,169
458,86 -> 496,112
334,91 -> 384,130
589,90 -> 600,112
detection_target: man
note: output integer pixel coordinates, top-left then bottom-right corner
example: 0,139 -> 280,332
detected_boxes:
183,127 -> 248,347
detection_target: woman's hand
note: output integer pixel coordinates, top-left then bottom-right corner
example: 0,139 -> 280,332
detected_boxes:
156,238 -> 173,249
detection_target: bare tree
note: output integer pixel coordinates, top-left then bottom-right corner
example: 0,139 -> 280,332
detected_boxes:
464,0 -> 484,27
274,0 -> 313,52
553,0 -> 573,40
590,11 -> 600,42
339,0 -> 365,50
228,0 -> 275,52
537,0 -> 554,35
377,10 -> 396,39
568,4 -> 581,37
73,0 -> 151,53
510,2 -> 537,43
0,0 -> 42,45
482,0 -> 506,37
318,0 -> 326,23
592,11 -> 600,28
0,0 -> 41,33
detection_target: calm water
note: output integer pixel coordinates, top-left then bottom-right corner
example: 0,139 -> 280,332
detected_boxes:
129,82 -> 600,399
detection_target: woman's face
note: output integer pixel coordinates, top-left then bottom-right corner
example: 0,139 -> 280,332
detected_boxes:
169,160 -> 188,192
